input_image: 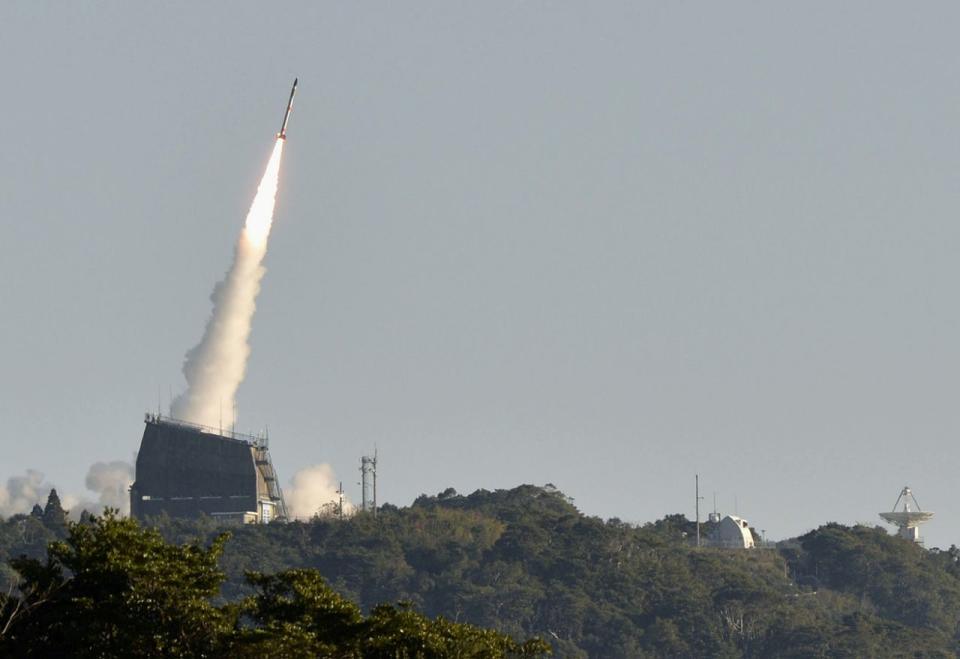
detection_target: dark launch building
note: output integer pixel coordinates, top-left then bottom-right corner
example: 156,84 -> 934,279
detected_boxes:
130,414 -> 287,524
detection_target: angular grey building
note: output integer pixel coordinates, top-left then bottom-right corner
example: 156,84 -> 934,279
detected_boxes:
131,414 -> 287,524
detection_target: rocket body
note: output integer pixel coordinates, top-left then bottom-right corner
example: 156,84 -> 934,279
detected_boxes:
278,78 -> 298,139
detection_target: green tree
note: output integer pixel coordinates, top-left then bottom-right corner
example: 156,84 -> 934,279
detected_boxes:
41,489 -> 66,530
0,511 -> 232,657
230,568 -> 363,657
232,568 -> 550,658
1,511 -> 550,658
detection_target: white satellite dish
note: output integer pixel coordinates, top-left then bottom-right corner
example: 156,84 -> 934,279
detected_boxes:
879,486 -> 933,544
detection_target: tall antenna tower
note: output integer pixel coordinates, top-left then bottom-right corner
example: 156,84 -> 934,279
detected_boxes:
879,486 -> 933,544
360,450 -> 378,515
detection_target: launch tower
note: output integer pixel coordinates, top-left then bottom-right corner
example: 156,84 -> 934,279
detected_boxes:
130,414 -> 287,524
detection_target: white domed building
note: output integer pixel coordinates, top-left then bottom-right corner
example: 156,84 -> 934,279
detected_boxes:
709,514 -> 755,549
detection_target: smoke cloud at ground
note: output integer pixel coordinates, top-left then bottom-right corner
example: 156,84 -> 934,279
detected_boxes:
0,470 -> 54,517
286,464 -> 354,519
85,460 -> 135,514
0,461 -> 135,519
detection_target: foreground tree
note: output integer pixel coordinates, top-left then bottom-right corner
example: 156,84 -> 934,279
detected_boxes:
0,512 -> 549,658
231,569 -> 549,658
0,511 -> 232,657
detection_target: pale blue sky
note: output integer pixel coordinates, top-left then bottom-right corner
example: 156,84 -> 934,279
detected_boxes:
2,2 -> 959,546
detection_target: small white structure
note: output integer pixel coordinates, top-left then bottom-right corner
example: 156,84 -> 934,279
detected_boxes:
710,515 -> 755,549
880,486 -> 933,544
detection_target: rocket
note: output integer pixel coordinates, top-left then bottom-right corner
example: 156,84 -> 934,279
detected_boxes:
278,78 -> 297,140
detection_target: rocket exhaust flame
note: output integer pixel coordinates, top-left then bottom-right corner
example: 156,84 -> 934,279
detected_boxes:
244,139 -> 285,246
171,137 -> 286,429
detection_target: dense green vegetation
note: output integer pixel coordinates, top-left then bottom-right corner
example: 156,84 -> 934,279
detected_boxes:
0,504 -> 548,658
3,484 -> 960,657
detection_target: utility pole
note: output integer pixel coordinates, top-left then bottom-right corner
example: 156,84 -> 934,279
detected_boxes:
696,474 -> 704,548
337,481 -> 344,520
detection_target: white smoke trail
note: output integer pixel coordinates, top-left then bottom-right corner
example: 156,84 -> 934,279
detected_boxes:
171,139 -> 285,429
285,464 -> 354,520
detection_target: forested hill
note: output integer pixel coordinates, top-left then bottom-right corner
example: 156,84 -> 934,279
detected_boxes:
4,485 -> 960,657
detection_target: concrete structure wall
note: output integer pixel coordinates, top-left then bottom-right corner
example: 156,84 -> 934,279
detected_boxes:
131,416 -> 283,522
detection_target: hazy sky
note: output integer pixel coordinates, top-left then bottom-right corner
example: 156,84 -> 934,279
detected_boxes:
2,2 -> 960,546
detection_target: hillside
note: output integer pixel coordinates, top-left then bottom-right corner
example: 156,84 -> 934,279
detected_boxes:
3,485 -> 960,657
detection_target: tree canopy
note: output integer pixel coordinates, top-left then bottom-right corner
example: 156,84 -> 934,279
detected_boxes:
0,511 -> 549,658
2,485 -> 959,657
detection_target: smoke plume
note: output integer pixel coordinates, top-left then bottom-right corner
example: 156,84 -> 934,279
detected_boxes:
171,139 -> 285,429
85,461 -> 135,514
0,470 -> 53,517
285,464 -> 354,520
0,462 -> 136,520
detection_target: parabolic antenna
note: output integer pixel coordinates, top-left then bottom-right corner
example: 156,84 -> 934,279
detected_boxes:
879,486 -> 933,543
